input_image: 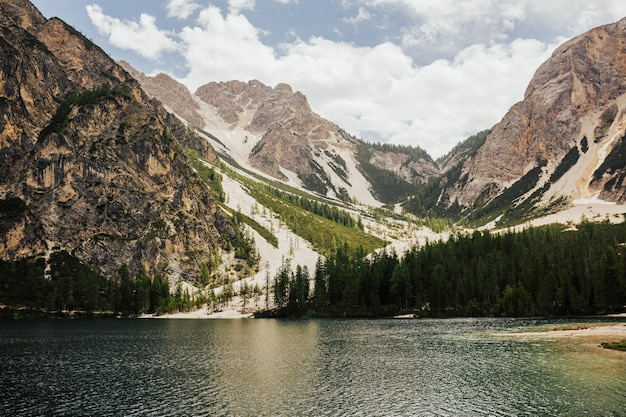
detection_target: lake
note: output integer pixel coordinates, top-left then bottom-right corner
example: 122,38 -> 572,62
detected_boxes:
1,317 -> 625,416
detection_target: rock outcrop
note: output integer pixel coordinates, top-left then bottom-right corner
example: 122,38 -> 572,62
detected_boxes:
445,17 -> 626,211
118,61 -> 205,129
196,80 -> 352,182
0,0 -> 229,279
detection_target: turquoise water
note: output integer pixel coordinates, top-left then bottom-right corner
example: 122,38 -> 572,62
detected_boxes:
1,318 -> 625,416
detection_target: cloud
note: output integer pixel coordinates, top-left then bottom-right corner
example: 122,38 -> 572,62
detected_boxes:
354,0 -> 626,62
179,6 -> 277,88
166,0 -> 201,20
87,0 -> 626,157
276,37 -> 556,158
86,4 -> 177,60
343,7 -> 372,25
389,39 -> 558,157
228,0 -> 256,14
176,5 -> 556,157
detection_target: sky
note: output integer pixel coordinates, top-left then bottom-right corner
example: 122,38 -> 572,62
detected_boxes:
31,1 -> 626,158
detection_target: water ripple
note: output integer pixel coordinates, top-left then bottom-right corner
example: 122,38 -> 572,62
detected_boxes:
1,318 -> 625,416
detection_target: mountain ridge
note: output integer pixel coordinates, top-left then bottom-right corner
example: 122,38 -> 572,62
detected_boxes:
119,64 -> 442,205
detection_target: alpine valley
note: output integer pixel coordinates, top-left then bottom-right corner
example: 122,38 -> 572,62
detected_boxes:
1,0 -> 626,318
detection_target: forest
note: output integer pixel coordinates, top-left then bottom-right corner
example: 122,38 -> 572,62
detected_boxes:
3,221 -> 626,319
0,251 -> 200,319
267,220 -> 626,317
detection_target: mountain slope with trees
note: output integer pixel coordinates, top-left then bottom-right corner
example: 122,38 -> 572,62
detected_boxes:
267,221 -> 626,317
3,0 -> 626,319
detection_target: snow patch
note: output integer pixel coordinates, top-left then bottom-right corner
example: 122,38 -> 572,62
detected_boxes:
572,192 -> 617,205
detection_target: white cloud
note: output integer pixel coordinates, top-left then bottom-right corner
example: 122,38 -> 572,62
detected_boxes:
388,39 -> 558,157
343,7 -> 372,25
86,4 -> 177,60
276,37 -> 556,157
176,5 -> 557,157
87,0 -> 626,157
179,6 -> 277,88
228,0 -> 256,14
166,0 -> 201,20
358,0 -> 626,59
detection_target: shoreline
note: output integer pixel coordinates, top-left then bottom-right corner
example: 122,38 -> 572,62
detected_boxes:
494,322 -> 626,352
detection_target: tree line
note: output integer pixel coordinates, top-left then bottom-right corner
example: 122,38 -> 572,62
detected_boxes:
267,221 -> 626,317
259,184 -> 361,229
0,251 -> 199,318
4,221 -> 626,319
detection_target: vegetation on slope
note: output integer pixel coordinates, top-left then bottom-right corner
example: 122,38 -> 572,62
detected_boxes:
593,132 -> 626,190
550,145 -> 580,183
436,130 -> 489,168
0,252 -> 201,318
404,130 -> 565,228
354,144 -> 419,203
39,83 -> 132,140
189,151 -> 381,255
465,161 -> 547,227
188,150 -> 226,202
188,151 -> 269,264
405,130 -> 489,220
264,220 -> 626,318
367,141 -> 433,163
221,164 -> 384,257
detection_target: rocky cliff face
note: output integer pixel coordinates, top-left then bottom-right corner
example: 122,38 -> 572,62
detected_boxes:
118,61 -> 205,129
196,81 -> 339,181
0,0 -> 229,279
444,17 -> 626,215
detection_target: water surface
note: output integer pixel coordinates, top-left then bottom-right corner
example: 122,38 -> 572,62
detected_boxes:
1,318 -> 625,416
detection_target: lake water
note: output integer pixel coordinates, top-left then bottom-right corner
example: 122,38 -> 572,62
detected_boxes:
1,317 -> 625,416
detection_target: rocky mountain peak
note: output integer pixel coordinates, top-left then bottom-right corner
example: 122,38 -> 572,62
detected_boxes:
195,80 -> 273,125
248,83 -> 316,134
446,16 -> 626,213
122,62 -> 441,204
0,0 -> 45,32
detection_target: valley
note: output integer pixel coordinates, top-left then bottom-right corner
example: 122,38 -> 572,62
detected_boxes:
1,0 -> 626,319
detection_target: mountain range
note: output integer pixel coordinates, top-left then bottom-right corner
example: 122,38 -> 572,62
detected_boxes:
120,61 -> 440,207
121,17 -> 626,228
2,0 -> 626,304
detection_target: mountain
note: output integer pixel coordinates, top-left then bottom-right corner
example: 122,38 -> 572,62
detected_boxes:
435,17 -> 626,224
118,61 -> 205,129
0,0 -> 229,280
120,15 -> 626,231
119,66 -> 441,205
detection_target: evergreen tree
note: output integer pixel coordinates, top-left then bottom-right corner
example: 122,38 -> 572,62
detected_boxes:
273,260 -> 290,310
312,257 -> 329,314
391,263 -> 412,310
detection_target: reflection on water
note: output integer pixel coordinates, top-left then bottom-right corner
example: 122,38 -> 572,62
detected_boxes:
1,318 -> 625,416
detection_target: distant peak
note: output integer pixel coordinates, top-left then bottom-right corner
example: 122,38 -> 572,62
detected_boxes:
274,83 -> 293,93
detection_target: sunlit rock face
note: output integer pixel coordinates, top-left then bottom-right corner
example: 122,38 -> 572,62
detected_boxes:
0,0 -> 229,280
446,17 -> 626,207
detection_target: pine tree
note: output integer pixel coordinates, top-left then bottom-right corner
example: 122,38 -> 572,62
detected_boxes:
312,257 -> 328,313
